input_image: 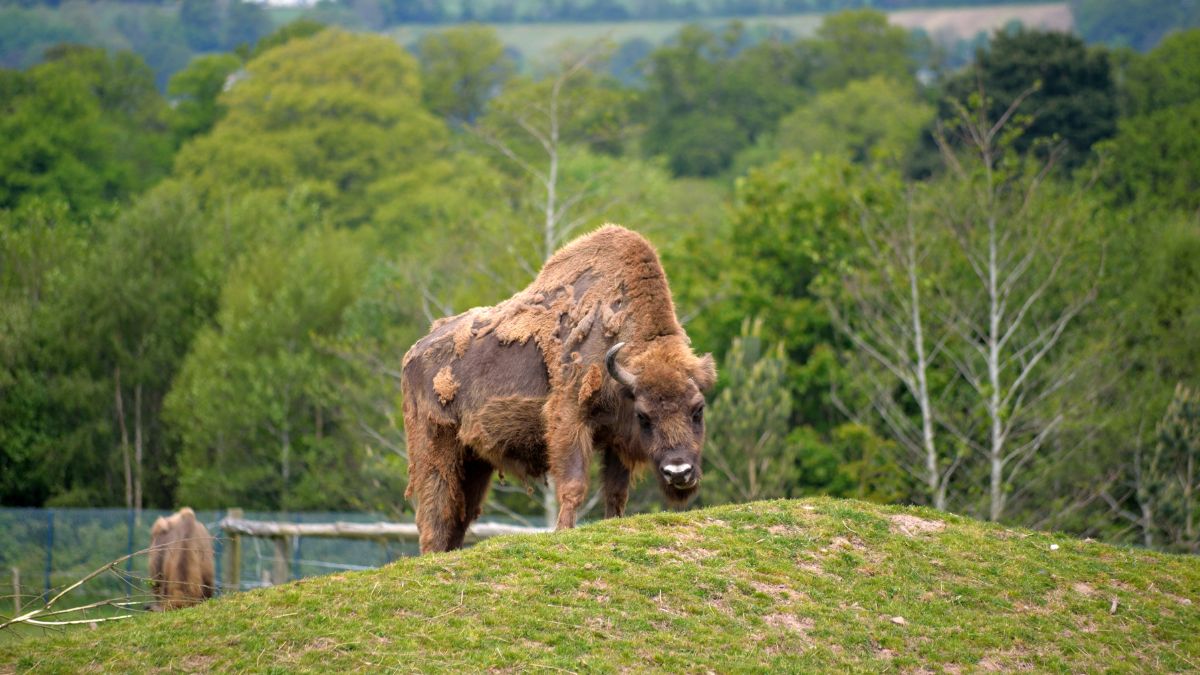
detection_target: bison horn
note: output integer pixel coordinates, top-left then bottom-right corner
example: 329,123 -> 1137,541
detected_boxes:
605,342 -> 637,390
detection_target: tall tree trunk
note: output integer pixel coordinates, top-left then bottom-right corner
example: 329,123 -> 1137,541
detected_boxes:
114,366 -> 131,511
134,383 -> 143,522
908,230 -> 943,511
987,217 -> 1006,522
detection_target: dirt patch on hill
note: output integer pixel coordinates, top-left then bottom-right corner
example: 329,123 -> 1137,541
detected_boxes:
889,514 -> 946,537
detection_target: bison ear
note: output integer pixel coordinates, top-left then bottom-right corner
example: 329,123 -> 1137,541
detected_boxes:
693,353 -> 717,392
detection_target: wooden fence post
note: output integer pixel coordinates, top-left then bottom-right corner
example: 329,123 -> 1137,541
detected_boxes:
225,508 -> 242,594
11,567 -> 19,616
272,537 -> 290,586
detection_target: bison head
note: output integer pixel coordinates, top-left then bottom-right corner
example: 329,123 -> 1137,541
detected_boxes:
607,339 -> 716,506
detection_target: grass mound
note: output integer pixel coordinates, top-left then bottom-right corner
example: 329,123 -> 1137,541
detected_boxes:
3,498 -> 1198,672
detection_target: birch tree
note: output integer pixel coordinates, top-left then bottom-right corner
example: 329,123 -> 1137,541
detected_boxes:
827,189 -> 959,510
470,40 -> 638,277
932,89 -> 1100,521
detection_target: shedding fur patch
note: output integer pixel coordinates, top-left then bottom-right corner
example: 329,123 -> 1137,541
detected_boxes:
433,366 -> 460,405
422,226 -> 686,390
578,363 -> 603,405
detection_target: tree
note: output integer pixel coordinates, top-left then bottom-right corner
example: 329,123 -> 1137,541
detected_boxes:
931,93 -> 1102,522
702,318 -> 798,505
724,153 -> 878,430
1102,101 -> 1200,212
472,42 -> 636,271
941,28 -> 1117,168
1153,384 -> 1200,552
640,23 -> 809,176
824,183 -> 959,510
808,10 -> 916,90
250,18 -> 327,59
0,45 -> 172,214
167,227 -> 370,511
167,53 -> 242,143
180,0 -> 220,52
417,24 -> 514,124
1094,215 -> 1200,548
1102,30 -> 1200,212
774,75 -> 933,166
1071,0 -> 1200,52
173,28 -> 447,228
222,0 -> 271,53
1,185 -> 209,510
1119,29 -> 1200,117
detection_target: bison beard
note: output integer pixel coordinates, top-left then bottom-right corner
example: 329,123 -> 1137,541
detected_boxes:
148,507 -> 215,610
402,224 -> 716,553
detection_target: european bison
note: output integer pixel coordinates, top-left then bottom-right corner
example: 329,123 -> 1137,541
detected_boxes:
402,224 -> 716,553
148,507 -> 215,610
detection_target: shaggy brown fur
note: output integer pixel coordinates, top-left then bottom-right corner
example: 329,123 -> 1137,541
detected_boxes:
402,224 -> 716,553
148,507 -> 215,610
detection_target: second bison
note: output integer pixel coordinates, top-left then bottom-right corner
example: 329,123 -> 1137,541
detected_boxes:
148,507 -> 215,610
402,224 -> 716,553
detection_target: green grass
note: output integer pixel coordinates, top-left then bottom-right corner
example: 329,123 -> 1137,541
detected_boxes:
2,498 -> 1197,672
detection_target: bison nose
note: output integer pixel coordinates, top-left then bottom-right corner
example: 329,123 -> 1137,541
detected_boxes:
661,463 -> 695,487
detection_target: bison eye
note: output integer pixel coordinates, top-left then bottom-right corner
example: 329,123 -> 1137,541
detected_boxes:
637,411 -> 652,433
692,406 -> 704,425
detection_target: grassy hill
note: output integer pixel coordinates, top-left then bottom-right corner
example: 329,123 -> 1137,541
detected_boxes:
2,498 -> 1197,672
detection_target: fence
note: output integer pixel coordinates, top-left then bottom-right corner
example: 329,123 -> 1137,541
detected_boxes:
0,507 -> 541,616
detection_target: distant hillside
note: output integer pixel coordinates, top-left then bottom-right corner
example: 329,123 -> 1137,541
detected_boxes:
391,4 -> 1072,63
4,498 -> 1196,672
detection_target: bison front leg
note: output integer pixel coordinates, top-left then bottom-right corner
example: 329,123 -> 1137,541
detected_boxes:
547,400 -> 594,530
602,447 -> 630,518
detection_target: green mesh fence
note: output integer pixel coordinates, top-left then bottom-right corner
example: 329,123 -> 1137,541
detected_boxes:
0,508 -> 525,618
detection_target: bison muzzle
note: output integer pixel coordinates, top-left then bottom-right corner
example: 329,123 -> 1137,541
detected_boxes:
402,224 -> 716,553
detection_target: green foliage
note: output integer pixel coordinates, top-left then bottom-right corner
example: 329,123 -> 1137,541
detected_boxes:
166,53 -> 242,143
702,318 -> 797,505
417,24 -> 514,124
167,228 -> 370,512
640,23 -> 809,177
1119,30 -> 1200,117
0,6 -> 82,69
174,28 -> 446,228
252,18 -> 327,58
808,9 -> 917,90
180,0 -> 220,52
774,75 -> 933,166
0,186 -> 208,508
1102,30 -> 1200,211
0,46 -> 173,214
1102,101 -> 1200,212
1149,384 -> 1200,552
940,28 -> 1117,167
725,153 -> 886,424
1071,0 -> 1200,52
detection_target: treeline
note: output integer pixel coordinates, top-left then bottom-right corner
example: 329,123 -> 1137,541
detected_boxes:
4,0 -> 1198,95
1,11 -> 1198,553
0,0 -> 272,86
